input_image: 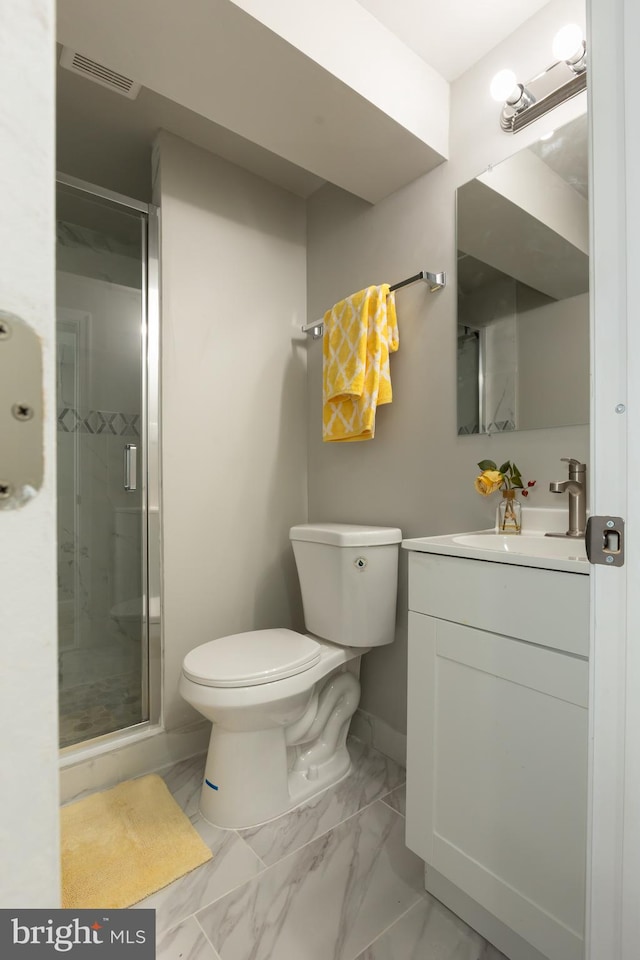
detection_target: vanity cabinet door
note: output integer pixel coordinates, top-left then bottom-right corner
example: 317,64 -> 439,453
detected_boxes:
406,612 -> 588,960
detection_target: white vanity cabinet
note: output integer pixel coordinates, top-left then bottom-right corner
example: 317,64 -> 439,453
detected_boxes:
405,547 -> 590,960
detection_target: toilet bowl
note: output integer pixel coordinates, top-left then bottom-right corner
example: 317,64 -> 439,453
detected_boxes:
180,523 -> 401,829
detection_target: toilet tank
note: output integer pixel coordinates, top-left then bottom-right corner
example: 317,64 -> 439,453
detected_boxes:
289,523 -> 402,648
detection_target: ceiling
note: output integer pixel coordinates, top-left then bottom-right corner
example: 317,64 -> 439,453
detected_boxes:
354,0 -> 553,80
56,54 -> 326,203
56,0 -> 561,202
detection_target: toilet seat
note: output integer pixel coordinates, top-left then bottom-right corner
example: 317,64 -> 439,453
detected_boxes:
182,628 -> 321,688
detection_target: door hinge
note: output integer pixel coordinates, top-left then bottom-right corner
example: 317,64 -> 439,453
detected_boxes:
586,516 -> 625,567
0,310 -> 44,510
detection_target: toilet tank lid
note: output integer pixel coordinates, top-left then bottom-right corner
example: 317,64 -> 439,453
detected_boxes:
289,523 -> 402,547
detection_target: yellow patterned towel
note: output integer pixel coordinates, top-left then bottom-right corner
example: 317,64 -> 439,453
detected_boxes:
322,284 -> 399,442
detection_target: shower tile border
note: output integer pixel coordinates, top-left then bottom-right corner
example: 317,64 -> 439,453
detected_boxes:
57,406 -> 140,436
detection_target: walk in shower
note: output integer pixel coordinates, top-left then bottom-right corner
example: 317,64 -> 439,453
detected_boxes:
56,176 -> 160,750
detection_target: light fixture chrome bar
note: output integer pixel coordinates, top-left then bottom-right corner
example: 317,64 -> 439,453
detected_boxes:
500,57 -> 587,134
301,269 -> 446,339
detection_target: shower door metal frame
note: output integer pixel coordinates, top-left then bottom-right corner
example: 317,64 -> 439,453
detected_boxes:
56,173 -> 162,755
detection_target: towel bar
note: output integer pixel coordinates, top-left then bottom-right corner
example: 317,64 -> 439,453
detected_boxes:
302,270 -> 446,339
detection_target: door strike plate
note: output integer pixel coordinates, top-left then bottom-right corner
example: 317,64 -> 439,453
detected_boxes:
585,515 -> 625,567
0,310 -> 44,510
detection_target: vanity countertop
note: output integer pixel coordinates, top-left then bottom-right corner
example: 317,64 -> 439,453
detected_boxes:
402,508 -> 589,575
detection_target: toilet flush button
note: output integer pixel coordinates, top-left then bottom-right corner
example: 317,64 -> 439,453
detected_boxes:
354,557 -> 368,570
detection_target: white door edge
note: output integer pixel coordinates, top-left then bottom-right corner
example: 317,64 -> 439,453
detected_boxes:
587,0 -> 640,956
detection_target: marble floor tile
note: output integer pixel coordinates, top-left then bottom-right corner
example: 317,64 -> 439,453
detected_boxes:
161,753 -> 208,821
157,917 -> 221,960
132,826 -> 265,935
353,895 -> 496,960
238,738 -> 405,865
196,798 -> 424,960
380,784 -> 406,817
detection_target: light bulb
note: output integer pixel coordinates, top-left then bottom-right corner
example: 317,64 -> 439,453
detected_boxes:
490,69 -> 519,103
552,24 -> 584,62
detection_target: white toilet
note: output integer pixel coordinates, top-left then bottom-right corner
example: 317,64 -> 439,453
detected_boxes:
179,522 -> 402,829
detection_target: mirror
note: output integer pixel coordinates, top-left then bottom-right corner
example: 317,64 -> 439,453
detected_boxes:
456,114 -> 589,435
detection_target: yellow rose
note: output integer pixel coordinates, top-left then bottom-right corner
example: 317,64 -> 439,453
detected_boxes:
474,470 -> 503,496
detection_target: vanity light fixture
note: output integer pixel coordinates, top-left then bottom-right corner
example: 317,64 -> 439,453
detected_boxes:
489,69 -> 536,113
552,24 -> 587,73
491,23 -> 587,133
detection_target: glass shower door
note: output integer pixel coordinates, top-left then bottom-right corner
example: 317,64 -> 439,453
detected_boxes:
56,181 -> 149,748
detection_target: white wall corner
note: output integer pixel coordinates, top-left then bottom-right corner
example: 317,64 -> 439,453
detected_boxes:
351,708 -> 407,768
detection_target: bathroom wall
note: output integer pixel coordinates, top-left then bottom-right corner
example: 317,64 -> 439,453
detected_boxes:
154,131 -> 308,731
306,0 -> 588,745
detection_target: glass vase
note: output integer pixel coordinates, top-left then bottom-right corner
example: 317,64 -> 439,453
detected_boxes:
498,489 -> 521,535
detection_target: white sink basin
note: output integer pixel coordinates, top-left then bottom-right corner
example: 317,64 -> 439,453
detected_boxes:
402,524 -> 589,574
453,533 -> 588,561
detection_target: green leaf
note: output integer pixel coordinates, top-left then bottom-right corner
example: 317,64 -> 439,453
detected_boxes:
477,460 -> 497,471
512,479 -> 524,488
498,461 -> 511,474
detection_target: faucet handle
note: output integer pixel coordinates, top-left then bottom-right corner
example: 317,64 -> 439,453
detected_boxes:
561,457 -> 587,474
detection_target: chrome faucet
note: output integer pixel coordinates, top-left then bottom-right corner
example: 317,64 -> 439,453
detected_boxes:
548,458 -> 587,538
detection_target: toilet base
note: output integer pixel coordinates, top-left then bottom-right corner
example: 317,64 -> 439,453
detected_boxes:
199,732 -> 352,830
198,669 -> 359,829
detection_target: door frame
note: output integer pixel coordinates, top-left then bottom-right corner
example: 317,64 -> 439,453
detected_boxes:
587,0 -> 640,956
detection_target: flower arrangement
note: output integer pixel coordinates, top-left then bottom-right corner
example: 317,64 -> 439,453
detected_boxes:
474,460 -> 536,534
474,460 -> 536,497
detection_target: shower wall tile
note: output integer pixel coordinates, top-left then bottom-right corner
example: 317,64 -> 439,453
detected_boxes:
57,406 -> 140,436
57,430 -> 78,617
57,599 -> 76,653
57,270 -> 143,415
60,636 -> 142,690
484,315 -> 517,433
57,221 -> 142,291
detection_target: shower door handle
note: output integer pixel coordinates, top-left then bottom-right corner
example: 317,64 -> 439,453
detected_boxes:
124,443 -> 137,491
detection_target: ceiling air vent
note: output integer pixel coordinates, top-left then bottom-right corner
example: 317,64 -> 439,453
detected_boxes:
59,46 -> 141,99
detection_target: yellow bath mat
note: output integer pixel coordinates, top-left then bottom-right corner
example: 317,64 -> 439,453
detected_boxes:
61,773 -> 212,909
